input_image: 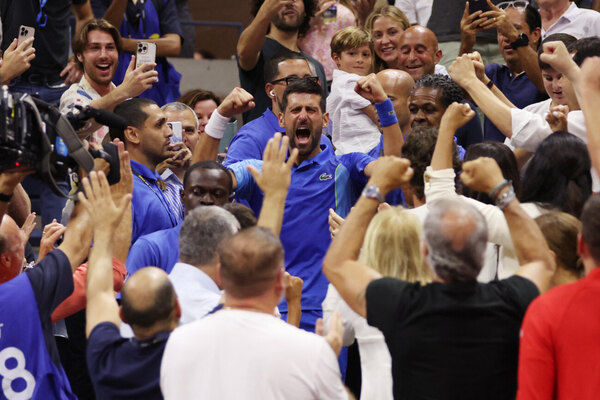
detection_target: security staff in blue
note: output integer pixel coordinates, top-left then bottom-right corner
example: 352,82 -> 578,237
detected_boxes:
228,77 -> 403,331
0,171 -> 92,399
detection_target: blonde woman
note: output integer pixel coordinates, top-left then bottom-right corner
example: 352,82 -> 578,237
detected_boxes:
323,206 -> 430,400
364,6 -> 410,72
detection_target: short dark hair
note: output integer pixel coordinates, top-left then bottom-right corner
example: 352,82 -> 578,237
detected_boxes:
264,51 -> 311,83
223,203 -> 257,229
250,0 -> 316,36
121,275 -> 176,328
413,74 -> 463,109
460,142 -> 521,204
402,126 -> 461,201
581,194 -> 600,264
178,89 -> 221,109
72,19 -> 122,70
183,161 -> 233,194
569,37 -> 600,66
280,78 -> 326,113
524,5 -> 541,33
110,97 -> 156,141
218,227 -> 284,298
538,33 -> 577,70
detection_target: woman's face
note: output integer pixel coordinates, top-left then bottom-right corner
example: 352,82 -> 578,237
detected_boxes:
371,16 -> 405,68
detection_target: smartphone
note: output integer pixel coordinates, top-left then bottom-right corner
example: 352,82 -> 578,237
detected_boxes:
18,25 -> 35,49
469,0 -> 489,14
167,121 -> 182,144
135,41 -> 156,69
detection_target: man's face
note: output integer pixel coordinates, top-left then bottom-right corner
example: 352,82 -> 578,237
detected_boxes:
194,99 -> 218,134
272,0 -> 305,32
182,168 -> 232,210
164,109 -> 198,151
138,104 -> 173,165
372,16 -> 405,69
398,28 -> 441,80
78,29 -> 119,86
497,7 -> 535,64
269,59 -> 314,106
409,87 -> 445,128
279,92 -> 327,159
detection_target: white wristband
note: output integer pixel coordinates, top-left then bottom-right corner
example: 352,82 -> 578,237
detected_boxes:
204,109 -> 230,139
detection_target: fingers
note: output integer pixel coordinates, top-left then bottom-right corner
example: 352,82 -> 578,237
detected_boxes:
127,56 -> 135,72
315,318 -> 325,336
286,148 -> 299,169
247,165 -> 260,182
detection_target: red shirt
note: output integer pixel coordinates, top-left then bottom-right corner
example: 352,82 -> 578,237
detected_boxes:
517,267 -> 600,400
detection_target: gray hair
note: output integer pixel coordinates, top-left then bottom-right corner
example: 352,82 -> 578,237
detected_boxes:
178,206 -> 240,267
423,199 -> 487,282
161,102 -> 199,131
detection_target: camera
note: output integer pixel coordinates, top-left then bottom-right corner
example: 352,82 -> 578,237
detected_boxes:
138,42 -> 148,54
0,85 -> 124,198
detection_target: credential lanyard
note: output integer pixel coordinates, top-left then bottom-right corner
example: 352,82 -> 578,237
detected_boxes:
133,171 -> 177,226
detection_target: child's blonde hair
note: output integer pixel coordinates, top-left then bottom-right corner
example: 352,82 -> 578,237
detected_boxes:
330,26 -> 373,57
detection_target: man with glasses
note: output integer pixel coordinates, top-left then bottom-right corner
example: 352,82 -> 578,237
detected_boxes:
237,0 -> 328,123
60,18 -> 159,144
460,1 -> 548,142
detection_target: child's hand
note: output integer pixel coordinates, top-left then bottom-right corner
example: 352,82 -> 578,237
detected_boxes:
355,73 -> 388,104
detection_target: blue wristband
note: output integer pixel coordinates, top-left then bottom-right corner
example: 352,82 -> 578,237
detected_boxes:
374,98 -> 398,127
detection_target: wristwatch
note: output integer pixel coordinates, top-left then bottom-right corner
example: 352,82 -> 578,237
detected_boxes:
361,184 -> 385,203
510,33 -> 529,50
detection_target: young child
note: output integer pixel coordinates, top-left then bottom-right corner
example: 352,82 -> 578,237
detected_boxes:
327,26 -> 380,155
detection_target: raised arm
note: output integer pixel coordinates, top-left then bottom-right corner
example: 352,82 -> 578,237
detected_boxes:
459,2 -> 484,56
237,0 -> 290,71
323,156 -> 413,317
247,132 -> 298,236
579,57 -> 600,174
355,73 -> 403,156
431,102 -> 476,171
460,157 -> 555,293
0,171 -> 32,220
81,171 -> 132,337
538,41 -> 581,108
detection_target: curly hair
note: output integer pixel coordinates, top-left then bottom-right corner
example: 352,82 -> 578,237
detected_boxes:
251,0 -> 316,36
413,74 -> 463,108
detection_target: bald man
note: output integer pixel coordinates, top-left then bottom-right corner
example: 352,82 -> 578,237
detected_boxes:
397,26 -> 444,81
0,215 -> 26,283
376,69 -> 415,135
83,171 -> 180,399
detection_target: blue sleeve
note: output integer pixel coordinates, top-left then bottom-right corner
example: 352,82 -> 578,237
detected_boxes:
455,101 -> 483,148
126,237 -> 159,276
224,132 -> 265,166
228,159 -> 262,200
26,249 -> 74,321
86,322 -> 122,379
339,152 -> 375,185
157,0 -> 183,37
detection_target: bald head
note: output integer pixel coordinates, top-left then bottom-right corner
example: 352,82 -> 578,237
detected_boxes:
121,267 -> 178,329
0,215 -> 25,283
398,25 -> 442,80
376,69 -> 415,131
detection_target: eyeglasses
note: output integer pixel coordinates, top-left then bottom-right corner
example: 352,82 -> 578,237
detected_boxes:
496,0 -> 529,10
270,76 -> 319,86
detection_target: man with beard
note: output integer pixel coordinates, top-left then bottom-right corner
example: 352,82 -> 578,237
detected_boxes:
227,78 -> 399,331
237,0 -> 328,123
60,19 -> 159,144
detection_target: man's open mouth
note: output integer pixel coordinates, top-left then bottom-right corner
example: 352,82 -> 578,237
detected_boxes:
295,128 -> 311,145
96,63 -> 111,72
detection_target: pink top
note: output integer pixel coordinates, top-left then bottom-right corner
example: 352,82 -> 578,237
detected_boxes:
298,4 -> 357,81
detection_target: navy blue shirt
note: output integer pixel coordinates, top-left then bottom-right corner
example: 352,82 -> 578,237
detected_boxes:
126,223 -> 181,276
231,142 -> 373,315
484,64 -> 547,142
87,322 -> 169,400
130,160 -> 179,245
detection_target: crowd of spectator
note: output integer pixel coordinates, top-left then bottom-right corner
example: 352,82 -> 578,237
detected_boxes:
1,0 -> 600,399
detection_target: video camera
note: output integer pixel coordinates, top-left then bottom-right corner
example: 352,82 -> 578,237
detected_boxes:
0,85 -> 127,198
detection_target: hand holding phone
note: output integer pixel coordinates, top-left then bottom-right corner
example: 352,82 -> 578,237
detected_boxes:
135,41 -> 157,69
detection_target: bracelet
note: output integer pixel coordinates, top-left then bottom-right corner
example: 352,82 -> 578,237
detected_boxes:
374,98 -> 398,127
204,109 -> 230,140
486,80 -> 494,89
488,179 -> 510,200
495,184 -> 516,210
0,192 -> 13,202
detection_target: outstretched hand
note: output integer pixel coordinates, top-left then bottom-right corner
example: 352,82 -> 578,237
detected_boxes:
247,132 -> 298,197
460,157 -> 505,194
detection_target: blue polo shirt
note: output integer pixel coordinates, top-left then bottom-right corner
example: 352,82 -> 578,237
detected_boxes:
126,223 -> 181,276
230,142 -> 373,315
225,108 -> 331,216
484,64 -> 548,142
130,160 -> 179,246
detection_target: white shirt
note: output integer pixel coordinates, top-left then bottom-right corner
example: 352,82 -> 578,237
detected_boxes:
322,285 -> 393,400
161,309 -> 348,400
168,262 -> 222,325
59,76 -> 115,144
541,2 -> 600,39
327,69 -> 381,155
394,0 -> 433,26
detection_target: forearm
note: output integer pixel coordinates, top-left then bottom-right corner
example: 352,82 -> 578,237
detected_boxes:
459,35 -> 475,56
257,192 -> 287,236
191,134 -> 220,164
112,202 -> 132,263
87,233 -> 117,301
7,184 -> 30,226
518,47 -> 545,93
73,2 -> 94,34
285,299 -> 302,327
462,79 -> 513,137
102,0 -> 128,30
381,121 -> 403,157
122,34 -> 182,57
236,15 -> 271,71
430,124 -> 456,170
58,204 -> 93,272
580,85 -> 600,173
